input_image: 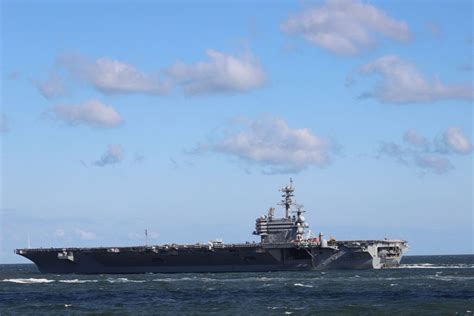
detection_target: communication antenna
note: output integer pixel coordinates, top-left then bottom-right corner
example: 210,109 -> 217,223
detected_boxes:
145,229 -> 148,247
279,178 -> 295,218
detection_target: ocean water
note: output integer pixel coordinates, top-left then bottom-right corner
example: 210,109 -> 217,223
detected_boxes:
1,255 -> 473,315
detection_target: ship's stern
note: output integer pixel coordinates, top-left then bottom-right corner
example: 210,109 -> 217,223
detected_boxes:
369,240 -> 408,269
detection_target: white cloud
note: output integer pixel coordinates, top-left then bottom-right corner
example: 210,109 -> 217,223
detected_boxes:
403,129 -> 428,147
377,142 -> 409,165
74,228 -> 96,240
166,49 -> 266,94
0,114 -> 9,133
94,144 -> 124,167
32,74 -> 66,99
358,55 -> 473,103
49,50 -> 266,96
281,0 -> 410,56
378,141 -> 454,174
59,54 -> 170,95
48,100 -> 123,128
197,116 -> 335,174
414,154 -> 453,174
379,127 -> 471,174
440,126 -> 472,154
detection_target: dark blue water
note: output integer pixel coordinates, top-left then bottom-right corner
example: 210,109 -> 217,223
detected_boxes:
1,255 -> 473,315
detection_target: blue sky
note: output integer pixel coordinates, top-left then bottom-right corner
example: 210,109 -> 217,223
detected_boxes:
1,0 -> 473,263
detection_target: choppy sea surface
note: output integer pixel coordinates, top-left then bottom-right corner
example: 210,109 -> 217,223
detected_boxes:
1,255 -> 473,315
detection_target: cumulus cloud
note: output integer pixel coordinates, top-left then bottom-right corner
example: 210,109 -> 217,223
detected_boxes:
74,228 -> 96,240
166,49 -> 266,94
94,144 -> 124,167
378,142 -> 409,165
44,50 -> 266,96
47,100 -> 123,128
196,116 -> 335,174
0,114 -> 9,133
58,54 -> 170,95
378,126 -> 472,174
413,154 -> 453,174
357,55 -> 474,103
281,0 -> 410,56
438,126 -> 472,155
32,74 -> 66,99
403,129 -> 428,147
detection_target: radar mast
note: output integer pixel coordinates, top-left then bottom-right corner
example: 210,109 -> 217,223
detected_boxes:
279,178 -> 295,218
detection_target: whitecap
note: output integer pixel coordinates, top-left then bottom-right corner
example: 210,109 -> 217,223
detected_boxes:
294,283 -> 313,288
153,278 -> 184,282
59,279 -> 98,284
257,277 -> 272,281
107,278 -> 145,283
398,263 -> 474,269
2,278 -> 55,284
199,277 -> 218,282
257,276 -> 288,282
153,278 -> 172,282
429,275 -> 474,282
207,276 -> 285,283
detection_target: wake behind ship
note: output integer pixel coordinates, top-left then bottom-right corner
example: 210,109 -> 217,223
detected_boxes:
16,180 -> 408,274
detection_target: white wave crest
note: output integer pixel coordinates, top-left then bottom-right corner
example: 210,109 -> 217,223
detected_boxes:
429,275 -> 474,281
153,277 -> 191,282
399,263 -> 474,269
293,283 -> 313,288
2,278 -> 55,284
106,277 -> 145,283
59,279 -> 98,284
152,276 -> 288,283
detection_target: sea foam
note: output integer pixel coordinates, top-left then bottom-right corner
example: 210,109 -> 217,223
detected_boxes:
2,278 -> 55,284
399,263 -> 474,269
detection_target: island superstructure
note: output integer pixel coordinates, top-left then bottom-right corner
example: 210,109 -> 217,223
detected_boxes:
16,180 -> 408,273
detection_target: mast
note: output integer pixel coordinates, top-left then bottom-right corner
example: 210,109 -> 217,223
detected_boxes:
279,178 -> 295,218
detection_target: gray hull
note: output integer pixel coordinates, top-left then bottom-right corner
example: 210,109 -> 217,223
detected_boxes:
16,240 -> 406,274
15,180 -> 408,274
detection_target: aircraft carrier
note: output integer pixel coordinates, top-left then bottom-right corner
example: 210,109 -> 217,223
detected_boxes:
16,180 -> 408,274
